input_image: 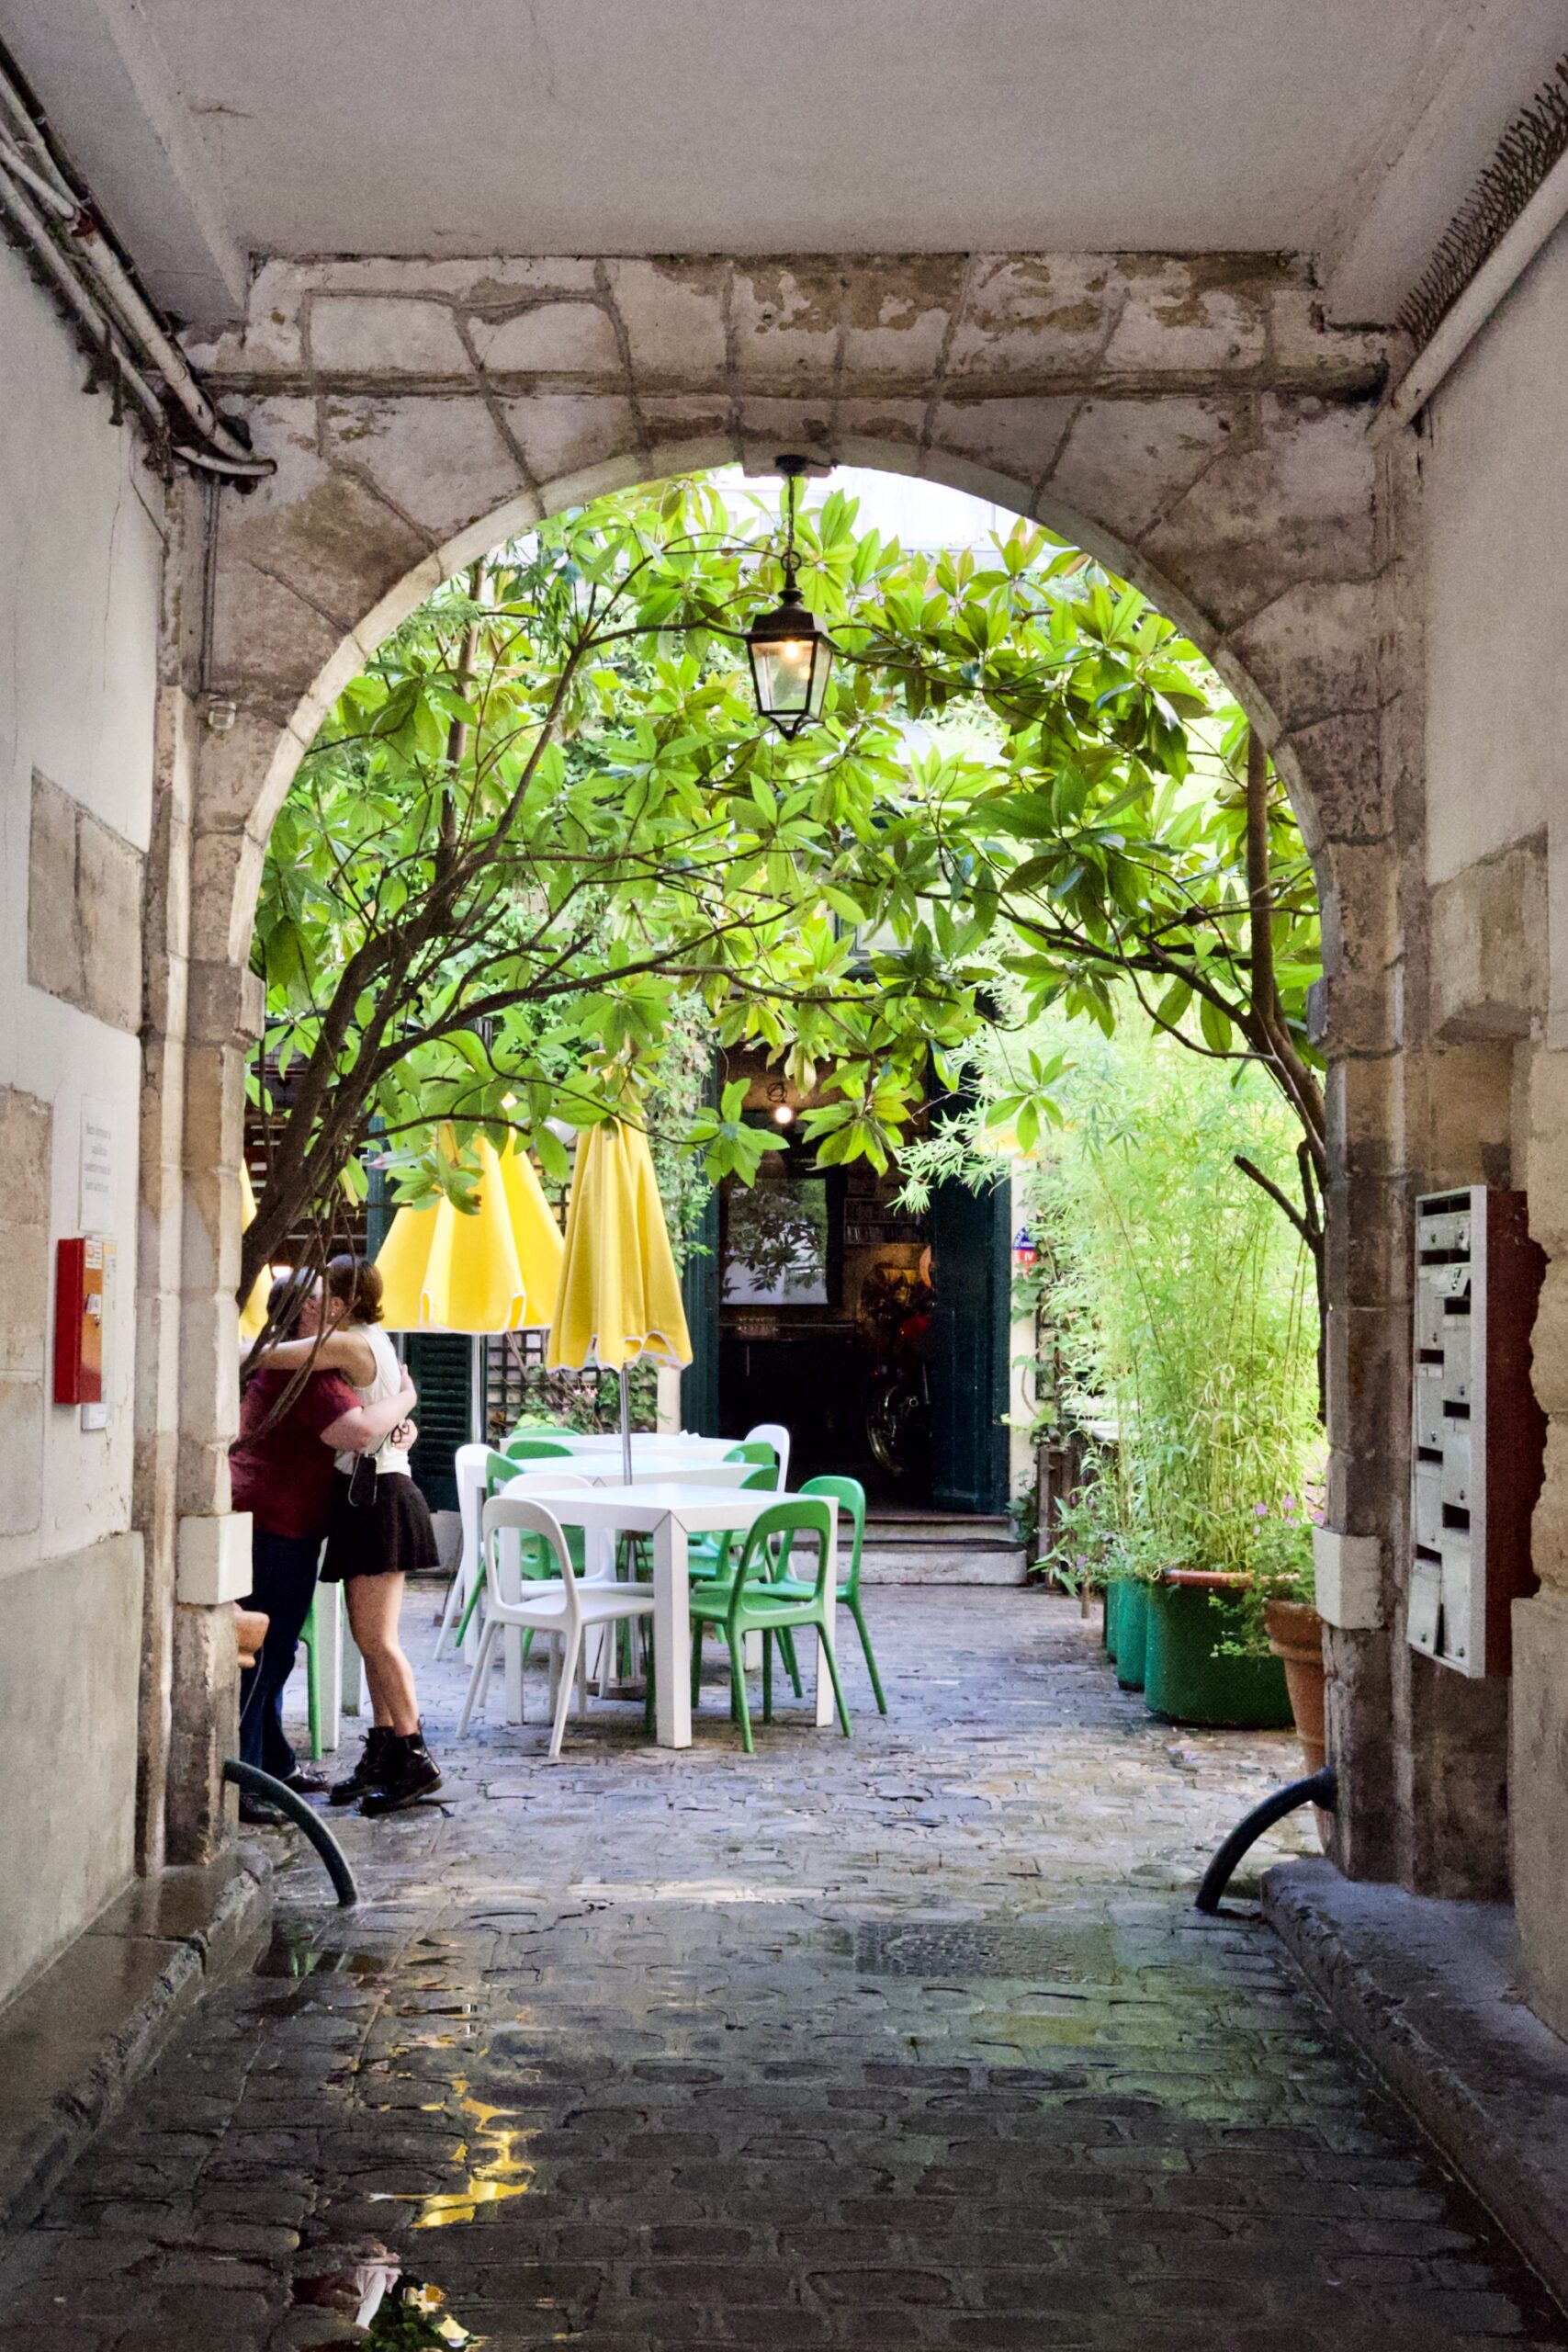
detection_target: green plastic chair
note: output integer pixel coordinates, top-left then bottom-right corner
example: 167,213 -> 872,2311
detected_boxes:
687,1442 -> 779,1576
502,1432 -> 576,1462
688,1497 -> 851,1753
770,1476 -> 885,1714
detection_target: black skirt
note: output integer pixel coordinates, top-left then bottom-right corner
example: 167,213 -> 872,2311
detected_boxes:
321,1469 -> 440,1583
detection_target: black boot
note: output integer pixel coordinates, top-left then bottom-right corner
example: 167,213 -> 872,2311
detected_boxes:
360,1727 -> 444,1815
329,1724 -> 396,1806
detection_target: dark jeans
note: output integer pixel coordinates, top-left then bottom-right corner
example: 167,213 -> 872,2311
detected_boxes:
239,1527 -> 322,1776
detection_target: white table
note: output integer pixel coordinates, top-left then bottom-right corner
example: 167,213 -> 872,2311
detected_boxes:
513,1477 -> 837,1747
508,1430 -> 738,1463
505,1451 -> 751,1488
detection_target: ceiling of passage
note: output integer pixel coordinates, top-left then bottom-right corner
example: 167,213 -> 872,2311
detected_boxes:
1,0 -> 1562,323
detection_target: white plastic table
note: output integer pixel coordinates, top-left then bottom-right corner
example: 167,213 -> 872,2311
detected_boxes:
488,1455 -> 754,1719
514,1477 -> 837,1747
508,1430 -> 738,1462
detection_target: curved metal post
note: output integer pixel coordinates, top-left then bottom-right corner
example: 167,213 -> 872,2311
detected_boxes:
1195,1766 -> 1337,1915
223,1758 -> 359,1908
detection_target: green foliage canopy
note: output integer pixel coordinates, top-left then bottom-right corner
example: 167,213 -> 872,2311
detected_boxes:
243,471 -> 1316,1299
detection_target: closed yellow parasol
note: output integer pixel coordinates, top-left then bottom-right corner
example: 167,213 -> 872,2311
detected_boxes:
546,1118 -> 691,1477
376,1136 -> 563,1334
238,1162 -> 271,1343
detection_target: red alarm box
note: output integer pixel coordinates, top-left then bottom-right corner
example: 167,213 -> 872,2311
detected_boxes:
53,1236 -> 106,1406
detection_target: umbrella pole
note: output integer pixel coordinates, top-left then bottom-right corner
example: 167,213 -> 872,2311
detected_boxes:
619,1362 -> 633,1487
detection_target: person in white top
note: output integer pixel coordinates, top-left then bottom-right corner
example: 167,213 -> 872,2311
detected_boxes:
263,1254 -> 443,1814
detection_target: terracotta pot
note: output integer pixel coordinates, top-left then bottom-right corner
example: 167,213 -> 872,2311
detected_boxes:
1264,1596 -> 1326,1775
235,1606 -> 269,1670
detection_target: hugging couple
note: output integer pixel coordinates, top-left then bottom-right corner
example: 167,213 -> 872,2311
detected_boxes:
231,1254 -> 443,1822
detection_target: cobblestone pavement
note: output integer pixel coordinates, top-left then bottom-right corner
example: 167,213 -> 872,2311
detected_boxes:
5,1589 -> 1564,2350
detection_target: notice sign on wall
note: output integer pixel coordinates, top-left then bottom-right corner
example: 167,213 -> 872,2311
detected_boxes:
80,1096 -> 115,1227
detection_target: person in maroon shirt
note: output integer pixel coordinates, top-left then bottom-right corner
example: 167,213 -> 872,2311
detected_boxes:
231,1274 -> 415,1822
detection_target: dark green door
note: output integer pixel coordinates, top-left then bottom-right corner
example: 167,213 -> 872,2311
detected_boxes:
930,1177 -> 1010,1513
403,1332 -> 473,1513
680,1180 -> 721,1436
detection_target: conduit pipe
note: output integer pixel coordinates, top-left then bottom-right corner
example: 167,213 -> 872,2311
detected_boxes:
1371,147 -> 1568,441
0,50 -> 274,481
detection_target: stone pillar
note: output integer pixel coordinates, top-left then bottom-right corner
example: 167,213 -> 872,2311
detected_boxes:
1514,1047 -> 1568,2031
135,484 -> 201,1874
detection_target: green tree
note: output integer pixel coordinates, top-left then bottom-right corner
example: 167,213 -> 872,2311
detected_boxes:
243,474 -> 1314,1306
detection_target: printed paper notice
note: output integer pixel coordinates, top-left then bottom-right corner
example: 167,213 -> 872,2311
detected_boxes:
81,1097 -> 115,1227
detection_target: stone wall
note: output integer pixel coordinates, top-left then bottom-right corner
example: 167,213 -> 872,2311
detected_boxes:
166,249 -> 1409,1883
0,237 -> 167,2002
1418,216 -> 1568,2018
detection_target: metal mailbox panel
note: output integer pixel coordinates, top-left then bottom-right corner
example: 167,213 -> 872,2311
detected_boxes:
1439,1428 -> 1472,1510
1439,1538 -> 1474,1668
1441,1314 -> 1472,1402
1414,1364 -> 1447,1453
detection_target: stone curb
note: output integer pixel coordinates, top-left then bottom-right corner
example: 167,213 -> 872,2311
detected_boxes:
1264,1856 -> 1568,2313
0,1843 -> 273,2239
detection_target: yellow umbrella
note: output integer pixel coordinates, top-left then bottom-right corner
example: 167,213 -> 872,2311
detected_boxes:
376,1136 -> 563,1333
239,1162 -> 271,1343
546,1118 -> 691,1478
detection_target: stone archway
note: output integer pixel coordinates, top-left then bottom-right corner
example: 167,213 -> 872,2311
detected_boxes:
143,252 -> 1410,1875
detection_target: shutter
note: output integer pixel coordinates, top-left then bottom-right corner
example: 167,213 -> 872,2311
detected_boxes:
929,1176 -> 1010,1513
403,1332 -> 472,1513
681,1180 -> 721,1436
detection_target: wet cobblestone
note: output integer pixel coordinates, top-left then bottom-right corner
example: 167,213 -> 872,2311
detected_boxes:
3,1590 -> 1563,2348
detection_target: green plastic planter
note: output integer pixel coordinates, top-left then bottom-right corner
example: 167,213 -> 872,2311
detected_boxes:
1143,1574 -> 1292,1727
1114,1581 -> 1147,1690
1103,1579 -> 1121,1660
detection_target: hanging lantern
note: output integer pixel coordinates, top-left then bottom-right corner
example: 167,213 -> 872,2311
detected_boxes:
746,455 -> 834,739
1011,1227 -> 1040,1276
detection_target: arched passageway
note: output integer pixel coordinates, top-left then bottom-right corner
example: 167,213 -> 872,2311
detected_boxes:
141,250 -> 1434,1912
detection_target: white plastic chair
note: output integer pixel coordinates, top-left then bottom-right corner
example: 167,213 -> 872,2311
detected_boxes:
458,1496 -> 656,1759
745,1421 -> 793,1491
434,1443 -> 493,1662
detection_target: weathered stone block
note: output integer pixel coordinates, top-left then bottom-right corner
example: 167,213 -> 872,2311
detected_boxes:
1227,576 -> 1382,736
1427,836 -> 1548,1043
0,1380 -> 44,1534
1047,395 -> 1238,548
26,770 -> 79,1006
215,396 -> 431,641
499,393 -> 638,492
946,254 -> 1112,377
841,256 -> 965,375
1100,261 -> 1268,377
1524,1046 -> 1568,1259
1510,1590 -> 1568,2035
207,559 -> 352,717
604,258 -> 728,378
1288,710 -> 1388,846
0,1085 -> 51,1203
1529,1420 -> 1568,1593
637,396 -> 736,462
322,394 -> 525,551
1530,1265 -> 1568,1419
187,831 -> 266,968
928,397 -> 1075,497
28,775 -> 144,1034
1143,395 -> 1376,633
309,295 -> 470,377
832,400 -> 928,461
74,807 -> 145,1035
0,1219 -> 49,1385
729,262 -> 846,378
470,300 -> 621,377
